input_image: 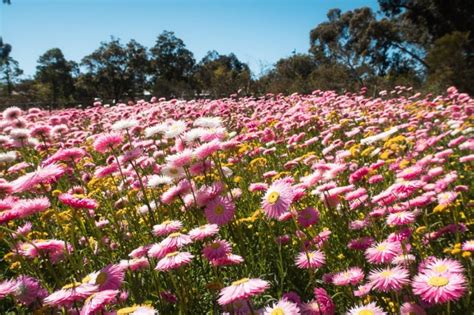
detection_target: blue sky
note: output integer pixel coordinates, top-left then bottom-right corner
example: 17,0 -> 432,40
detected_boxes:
1,0 -> 378,78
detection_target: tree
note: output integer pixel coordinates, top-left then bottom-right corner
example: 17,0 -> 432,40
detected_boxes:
149,31 -> 196,98
35,48 -> 76,106
309,7 -> 423,87
80,38 -> 150,103
195,51 -> 252,98
0,57 -> 23,96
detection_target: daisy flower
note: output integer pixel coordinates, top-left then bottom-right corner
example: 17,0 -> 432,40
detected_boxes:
3,106 -> 22,120
210,253 -> 244,267
147,175 -> 173,187
194,116 -> 222,128
202,239 -> 232,260
188,224 -> 220,241
82,264 -> 125,291
295,250 -> 326,269
400,302 -> 426,315
155,251 -> 194,271
412,271 -> 466,304
462,240 -> 474,251
332,267 -> 365,286
112,119 -> 139,131
368,266 -> 410,292
11,163 -> 65,193
93,133 -> 123,153
204,196 -> 235,225
386,210 -> 417,226
365,241 -> 402,264
262,178 -> 295,219
422,258 -> 464,274
218,278 -> 269,305
297,207 -> 320,228
263,299 -> 300,315
58,193 -> 98,210
163,120 -> 187,138
81,290 -> 119,315
346,302 -> 387,315
0,279 -> 18,298
12,276 -> 48,306
44,283 -> 98,307
152,220 -> 183,237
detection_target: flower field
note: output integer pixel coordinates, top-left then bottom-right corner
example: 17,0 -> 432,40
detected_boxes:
0,87 -> 473,314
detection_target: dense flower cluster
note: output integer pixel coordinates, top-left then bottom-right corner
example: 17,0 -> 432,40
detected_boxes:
0,86 -> 472,313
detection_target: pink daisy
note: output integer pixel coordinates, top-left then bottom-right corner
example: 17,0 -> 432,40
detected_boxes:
462,240 -> 474,251
263,299 -> 300,315
400,302 -> 426,315
11,163 -> 65,193
58,193 -> 98,210
93,133 -> 123,153
204,196 -> 235,225
422,258 -> 464,274
218,278 -> 269,305
412,271 -> 466,304
0,279 -> 18,298
368,266 -> 410,292
152,220 -> 183,237
210,253 -> 244,267
194,139 -> 221,160
81,289 -> 119,315
261,178 -> 295,219
297,207 -> 320,228
365,241 -> 402,264
155,251 -> 194,271
82,264 -> 125,291
332,267 -> 365,286
44,283 -> 98,307
386,210 -> 418,226
295,250 -> 326,269
148,243 -> 175,259
347,302 -> 387,315
3,106 -> 22,121
159,232 -> 193,251
12,275 -> 47,306
188,224 -> 220,241
202,239 -> 232,260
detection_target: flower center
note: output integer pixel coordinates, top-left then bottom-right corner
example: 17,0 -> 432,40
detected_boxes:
433,265 -> 448,273
166,252 -> 179,257
358,310 -> 375,315
211,242 -> 221,249
376,244 -> 387,251
232,278 -> 249,286
95,271 -> 108,285
162,220 -> 172,225
267,191 -> 280,204
214,204 -> 225,215
169,232 -> 181,238
380,270 -> 393,278
270,307 -> 285,315
428,276 -> 449,287
62,282 -> 81,289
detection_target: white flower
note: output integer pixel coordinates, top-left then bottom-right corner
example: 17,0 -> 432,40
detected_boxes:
9,128 -> 30,140
194,116 -> 222,128
145,123 -> 168,138
0,151 -> 17,163
163,120 -> 186,138
360,127 -> 399,145
148,175 -> 173,187
112,119 -> 139,131
183,128 -> 207,143
161,165 -> 185,180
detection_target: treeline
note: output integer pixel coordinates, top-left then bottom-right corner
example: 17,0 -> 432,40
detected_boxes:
0,0 -> 473,107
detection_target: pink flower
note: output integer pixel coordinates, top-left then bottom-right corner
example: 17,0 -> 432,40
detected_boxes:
421,258 -> 464,274
295,250 -> 326,269
12,276 -> 47,305
93,133 -> 123,153
11,163 -> 65,193
152,220 -> 183,237
261,178 -> 295,219
155,251 -> 194,271
3,106 -> 22,121
188,224 -> 220,241
462,240 -> 474,251
18,239 -> 72,263
412,271 -> 466,304
297,207 -> 320,228
81,289 -> 119,315
204,196 -> 235,225
218,278 -> 269,305
386,210 -> 418,226
368,266 -> 410,292
365,241 -> 402,264
347,302 -> 387,315
0,279 -> 18,298
313,287 -> 335,315
332,267 -> 364,286
202,239 -> 232,260
82,264 -> 125,291
210,253 -> 244,267
44,283 -> 98,307
194,139 -> 221,160
400,302 -> 426,315
263,299 -> 300,315
58,193 -> 98,210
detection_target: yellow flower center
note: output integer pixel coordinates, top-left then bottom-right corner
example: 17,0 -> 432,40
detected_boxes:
376,244 -> 387,251
428,276 -> 449,287
380,271 -> 393,278
95,271 -> 108,285
211,242 -> 221,249
62,282 -> 81,289
166,252 -> 179,257
433,265 -> 448,273
169,232 -> 181,238
214,204 -> 225,215
231,278 -> 249,286
162,220 -> 172,225
359,310 -> 375,315
270,307 -> 285,315
267,191 -> 280,204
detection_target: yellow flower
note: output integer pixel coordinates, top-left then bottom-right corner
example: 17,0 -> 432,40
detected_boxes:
9,262 -> 21,270
415,226 -> 426,234
462,252 -> 471,258
451,248 -> 461,255
52,189 -> 62,197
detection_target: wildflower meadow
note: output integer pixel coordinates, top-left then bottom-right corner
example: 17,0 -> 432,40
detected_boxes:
0,86 -> 473,314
